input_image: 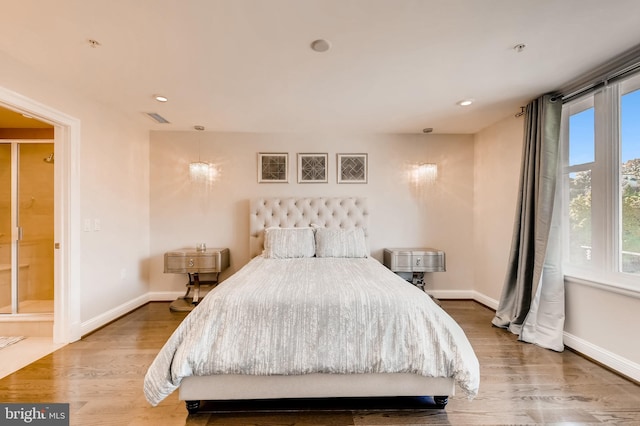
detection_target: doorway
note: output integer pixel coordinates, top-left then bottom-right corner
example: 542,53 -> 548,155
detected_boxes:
0,87 -> 82,344
0,141 -> 55,315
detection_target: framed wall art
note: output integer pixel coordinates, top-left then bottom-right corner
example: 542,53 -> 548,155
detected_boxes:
337,153 -> 368,184
297,153 -> 328,183
258,152 -> 288,183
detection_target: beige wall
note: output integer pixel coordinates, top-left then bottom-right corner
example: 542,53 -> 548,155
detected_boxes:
473,115 -> 524,306
76,103 -> 150,323
149,131 -> 475,297
565,280 -> 640,366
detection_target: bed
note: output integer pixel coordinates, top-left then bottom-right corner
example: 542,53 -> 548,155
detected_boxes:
144,197 -> 479,414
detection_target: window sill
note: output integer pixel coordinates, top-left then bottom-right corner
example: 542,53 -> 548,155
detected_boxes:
564,272 -> 640,300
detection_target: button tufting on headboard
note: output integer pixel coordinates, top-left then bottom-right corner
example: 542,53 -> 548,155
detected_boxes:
249,197 -> 368,258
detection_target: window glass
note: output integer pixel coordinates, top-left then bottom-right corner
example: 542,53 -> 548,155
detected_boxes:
569,107 -> 595,166
568,171 -> 592,266
620,88 -> 640,274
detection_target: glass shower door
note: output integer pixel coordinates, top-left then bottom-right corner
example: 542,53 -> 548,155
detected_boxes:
0,143 -> 12,313
17,143 -> 55,313
0,142 -> 54,314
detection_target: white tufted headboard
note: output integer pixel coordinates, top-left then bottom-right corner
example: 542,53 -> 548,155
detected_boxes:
249,197 -> 369,258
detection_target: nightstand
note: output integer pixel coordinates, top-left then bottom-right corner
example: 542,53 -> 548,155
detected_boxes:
383,247 -> 445,293
164,248 -> 230,312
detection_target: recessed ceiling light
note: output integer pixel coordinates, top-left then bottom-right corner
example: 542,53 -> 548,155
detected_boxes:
154,95 -> 168,102
310,39 -> 331,53
457,99 -> 474,107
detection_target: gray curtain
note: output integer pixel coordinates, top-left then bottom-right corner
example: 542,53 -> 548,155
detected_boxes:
492,94 -> 565,352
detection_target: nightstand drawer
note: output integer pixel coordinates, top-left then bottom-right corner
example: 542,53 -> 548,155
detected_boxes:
164,249 -> 230,274
383,248 -> 445,272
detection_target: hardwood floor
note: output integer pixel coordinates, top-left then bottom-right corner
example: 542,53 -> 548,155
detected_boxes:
1,300 -> 638,425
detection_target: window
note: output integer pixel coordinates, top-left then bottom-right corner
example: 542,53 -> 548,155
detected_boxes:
566,98 -> 594,267
562,72 -> 640,287
620,82 -> 640,274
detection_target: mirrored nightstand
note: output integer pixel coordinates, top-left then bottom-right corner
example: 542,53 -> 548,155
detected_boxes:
383,248 -> 445,303
164,248 -> 230,311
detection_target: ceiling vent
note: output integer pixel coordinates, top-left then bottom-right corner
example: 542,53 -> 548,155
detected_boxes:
145,112 -> 170,124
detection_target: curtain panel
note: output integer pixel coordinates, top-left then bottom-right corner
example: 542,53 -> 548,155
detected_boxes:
492,94 -> 565,352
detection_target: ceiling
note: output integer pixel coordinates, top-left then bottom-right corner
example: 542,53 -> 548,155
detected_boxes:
1,0 -> 640,134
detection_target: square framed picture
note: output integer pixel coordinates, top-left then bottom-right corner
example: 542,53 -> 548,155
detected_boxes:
337,153 -> 368,184
297,153 -> 328,183
258,153 -> 288,183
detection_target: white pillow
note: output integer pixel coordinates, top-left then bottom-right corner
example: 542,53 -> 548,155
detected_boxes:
263,227 -> 316,258
315,227 -> 368,258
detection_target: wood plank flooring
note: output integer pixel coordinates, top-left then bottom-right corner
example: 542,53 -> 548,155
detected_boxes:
1,300 -> 638,425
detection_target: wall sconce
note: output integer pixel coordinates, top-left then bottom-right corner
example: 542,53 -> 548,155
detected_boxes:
189,161 -> 219,184
410,163 -> 438,187
189,125 -> 220,185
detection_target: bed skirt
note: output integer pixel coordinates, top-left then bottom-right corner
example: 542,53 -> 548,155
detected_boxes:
179,373 -> 455,401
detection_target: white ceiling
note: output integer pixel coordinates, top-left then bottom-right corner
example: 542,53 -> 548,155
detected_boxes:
1,0 -> 640,134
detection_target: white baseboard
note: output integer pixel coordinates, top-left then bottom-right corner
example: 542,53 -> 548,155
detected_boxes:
80,293 -> 150,336
470,291 -> 499,310
429,289 -> 499,311
563,331 -> 640,383
429,289 -> 475,300
148,291 -> 184,301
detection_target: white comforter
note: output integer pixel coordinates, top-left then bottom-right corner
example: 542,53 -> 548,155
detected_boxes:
144,256 -> 480,405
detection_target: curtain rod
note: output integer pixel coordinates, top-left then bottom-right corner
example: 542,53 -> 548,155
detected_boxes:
553,43 -> 640,103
